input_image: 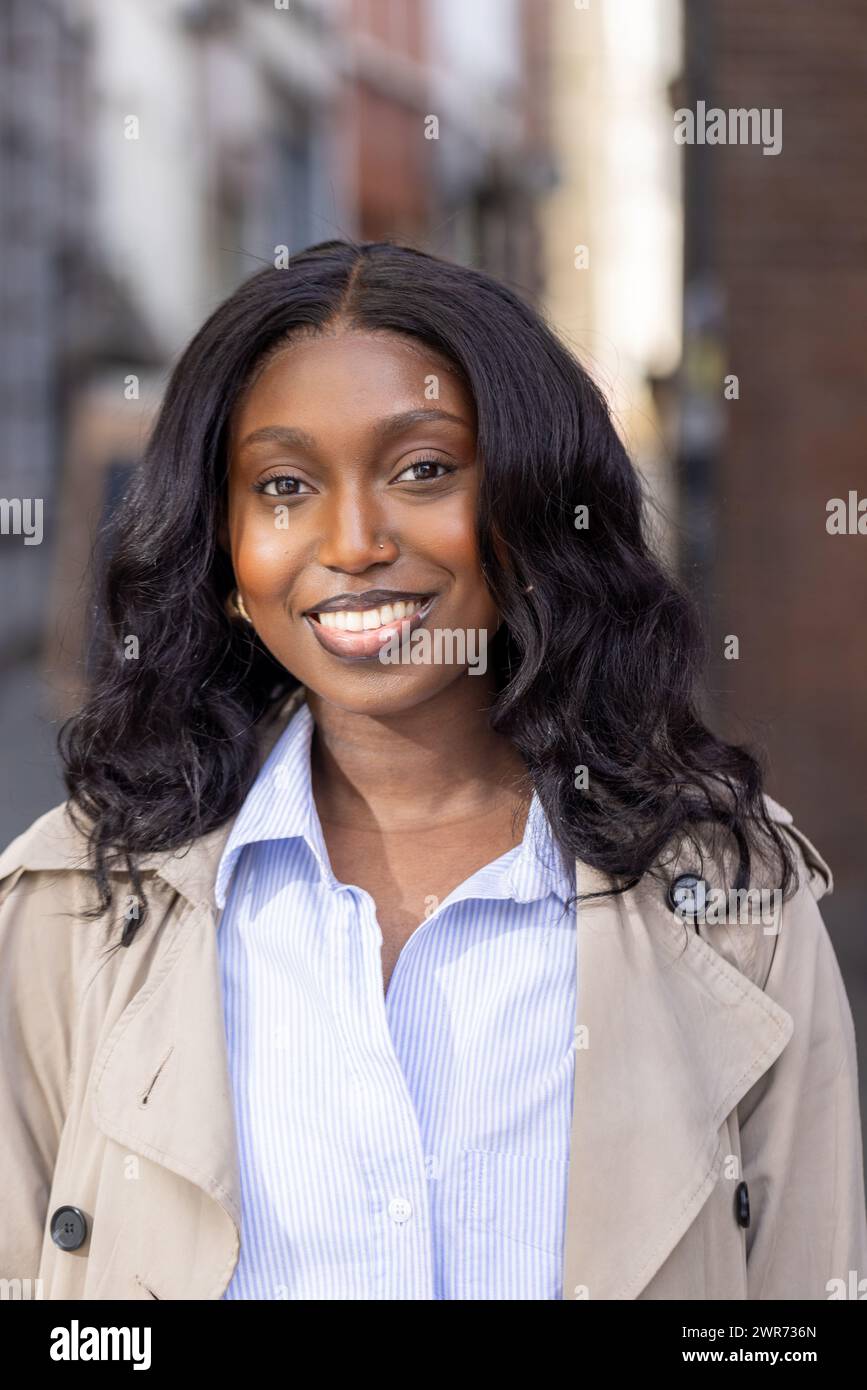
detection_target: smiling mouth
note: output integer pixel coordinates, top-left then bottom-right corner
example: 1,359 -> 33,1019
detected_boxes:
310,597 -> 429,632
305,595 -> 437,661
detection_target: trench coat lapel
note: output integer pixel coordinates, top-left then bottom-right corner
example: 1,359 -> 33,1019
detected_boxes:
87,684 -> 794,1299
90,845 -> 244,1276
562,860 -> 794,1300
90,690 -> 306,1291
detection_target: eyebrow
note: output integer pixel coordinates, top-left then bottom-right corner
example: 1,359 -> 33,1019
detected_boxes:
236,408 -> 472,455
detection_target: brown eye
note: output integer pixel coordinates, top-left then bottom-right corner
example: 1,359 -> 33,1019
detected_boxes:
254,475 -> 313,497
392,458 -> 454,483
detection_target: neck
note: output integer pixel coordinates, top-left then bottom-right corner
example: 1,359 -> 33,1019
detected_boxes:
305,675 -> 531,833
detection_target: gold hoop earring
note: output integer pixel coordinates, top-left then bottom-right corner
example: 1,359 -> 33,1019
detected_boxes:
226,588 -> 252,623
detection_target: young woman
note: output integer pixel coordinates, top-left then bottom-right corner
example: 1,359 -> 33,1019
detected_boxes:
0,239 -> 864,1301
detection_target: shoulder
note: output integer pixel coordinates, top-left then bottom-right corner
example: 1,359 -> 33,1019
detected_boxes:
0,804 -> 102,1041
0,686 -> 307,899
748,799 -> 843,1010
759,793 -> 833,900
0,800 -> 138,979
0,801 -> 94,891
674,793 -> 835,993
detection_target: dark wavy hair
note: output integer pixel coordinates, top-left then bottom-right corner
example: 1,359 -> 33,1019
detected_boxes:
60,237 -> 796,945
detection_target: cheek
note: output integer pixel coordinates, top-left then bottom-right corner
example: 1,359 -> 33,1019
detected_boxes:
397,496 -> 496,627
426,499 -> 493,611
420,492 -> 481,566
231,511 -> 300,598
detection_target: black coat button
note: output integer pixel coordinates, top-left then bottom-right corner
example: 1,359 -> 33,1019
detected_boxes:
50,1205 -> 89,1251
667,872 -> 709,921
735,1181 -> 750,1228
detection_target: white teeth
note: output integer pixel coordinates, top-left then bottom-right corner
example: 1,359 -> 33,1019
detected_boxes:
315,598 -> 427,632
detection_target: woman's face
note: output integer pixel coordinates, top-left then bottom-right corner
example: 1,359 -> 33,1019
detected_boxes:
223,327 -> 499,715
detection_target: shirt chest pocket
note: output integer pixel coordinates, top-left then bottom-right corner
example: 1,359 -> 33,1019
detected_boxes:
453,1149 -> 571,1299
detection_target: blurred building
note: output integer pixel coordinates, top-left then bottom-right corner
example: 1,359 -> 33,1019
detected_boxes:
0,0 -> 552,842
539,0 -> 683,549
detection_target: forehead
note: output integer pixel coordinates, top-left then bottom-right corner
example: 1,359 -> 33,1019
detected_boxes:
229,328 -> 475,443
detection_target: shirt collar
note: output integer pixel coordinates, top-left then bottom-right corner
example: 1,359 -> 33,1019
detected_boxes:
504,792 -> 575,906
215,699 -> 328,909
215,694 -> 574,911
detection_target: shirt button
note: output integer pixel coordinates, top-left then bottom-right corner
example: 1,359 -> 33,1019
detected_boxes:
387,1196 -> 413,1224
50,1205 -> 89,1251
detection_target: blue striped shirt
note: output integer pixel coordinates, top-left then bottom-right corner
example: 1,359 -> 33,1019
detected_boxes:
215,696 -> 578,1299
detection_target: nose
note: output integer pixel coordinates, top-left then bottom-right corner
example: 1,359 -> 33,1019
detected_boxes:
315,487 -> 397,572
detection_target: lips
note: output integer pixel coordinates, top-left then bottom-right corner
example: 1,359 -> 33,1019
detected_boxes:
304,587 -> 431,615
305,594 -> 437,661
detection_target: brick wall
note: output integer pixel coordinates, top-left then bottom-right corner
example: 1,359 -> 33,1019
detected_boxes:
682,0 -> 867,1147
688,1 -> 867,889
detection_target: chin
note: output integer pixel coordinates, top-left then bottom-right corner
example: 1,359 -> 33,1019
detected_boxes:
299,666 -> 469,718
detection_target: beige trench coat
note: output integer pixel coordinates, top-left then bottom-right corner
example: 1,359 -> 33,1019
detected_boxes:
1,687 -> 865,1300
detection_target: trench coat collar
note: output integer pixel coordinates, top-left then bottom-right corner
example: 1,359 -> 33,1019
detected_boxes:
0,684 -> 795,1299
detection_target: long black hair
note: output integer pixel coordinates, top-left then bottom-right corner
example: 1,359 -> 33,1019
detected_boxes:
60,237 -> 796,945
